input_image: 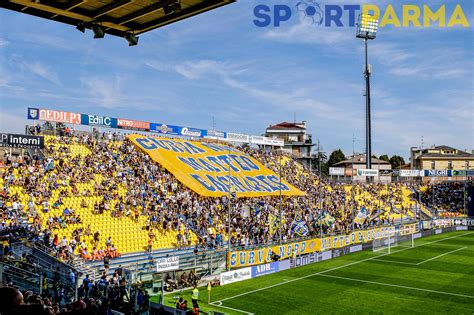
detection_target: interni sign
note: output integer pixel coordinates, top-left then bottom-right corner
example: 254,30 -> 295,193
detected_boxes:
0,133 -> 44,149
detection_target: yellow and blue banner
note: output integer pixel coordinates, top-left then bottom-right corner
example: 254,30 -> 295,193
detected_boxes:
127,135 -> 305,198
229,223 -> 417,268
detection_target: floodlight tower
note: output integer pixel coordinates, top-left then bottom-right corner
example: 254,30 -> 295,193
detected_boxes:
356,14 -> 379,177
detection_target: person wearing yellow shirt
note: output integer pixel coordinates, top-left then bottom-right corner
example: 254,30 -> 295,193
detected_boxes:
191,285 -> 199,308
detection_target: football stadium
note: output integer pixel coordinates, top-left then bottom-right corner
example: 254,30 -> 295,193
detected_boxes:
0,1 -> 473,315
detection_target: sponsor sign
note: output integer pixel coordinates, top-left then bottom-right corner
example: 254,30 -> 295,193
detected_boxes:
179,127 -> 203,137
117,118 -> 150,131
278,259 -> 291,272
206,129 -> 226,139
129,135 -> 304,198
422,170 -> 452,177
329,167 -> 345,176
452,170 -> 474,176
435,229 -> 442,234
0,133 -> 44,149
155,256 -> 179,272
356,169 -> 379,177
226,133 -> 250,143
249,135 -> 284,147
149,123 -> 180,135
263,138 -> 284,146
27,107 -> 39,120
220,267 -> 251,285
251,262 -> 279,277
349,245 -> 362,253
379,169 -> 393,176
38,109 -> 81,124
456,226 -> 468,231
250,135 -> 265,145
413,233 -> 422,239
291,251 -> 332,268
81,114 -> 117,128
399,170 -> 422,177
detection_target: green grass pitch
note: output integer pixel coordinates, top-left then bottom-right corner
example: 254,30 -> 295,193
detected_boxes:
152,231 -> 474,314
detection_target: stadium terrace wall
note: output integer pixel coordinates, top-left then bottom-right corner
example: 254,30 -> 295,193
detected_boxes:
127,134 -> 304,198
228,224 -> 417,268
26,107 -> 284,147
220,219 -> 474,287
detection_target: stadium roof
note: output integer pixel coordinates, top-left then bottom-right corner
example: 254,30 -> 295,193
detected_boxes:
0,0 -> 235,38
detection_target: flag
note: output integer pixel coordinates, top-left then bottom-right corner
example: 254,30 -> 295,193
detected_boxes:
291,219 -> 309,236
316,211 -> 335,227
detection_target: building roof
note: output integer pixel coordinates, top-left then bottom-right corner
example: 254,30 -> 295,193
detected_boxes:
267,122 -> 305,130
0,0 -> 235,38
333,154 -> 391,167
417,145 -> 474,159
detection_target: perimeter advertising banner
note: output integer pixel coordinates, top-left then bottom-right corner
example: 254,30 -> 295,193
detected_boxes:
81,114 -> 117,128
127,135 -> 305,198
28,108 -> 81,124
117,118 -> 150,131
150,123 -> 180,135
229,224 -> 417,268
0,133 -> 44,149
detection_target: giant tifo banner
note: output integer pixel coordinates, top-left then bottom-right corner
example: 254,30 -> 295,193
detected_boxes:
127,135 -> 305,198
229,224 -> 417,268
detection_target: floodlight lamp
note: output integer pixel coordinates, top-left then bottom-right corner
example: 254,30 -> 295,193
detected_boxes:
125,33 -> 139,46
164,1 -> 181,15
92,24 -> 105,39
76,23 -> 86,33
356,13 -> 379,40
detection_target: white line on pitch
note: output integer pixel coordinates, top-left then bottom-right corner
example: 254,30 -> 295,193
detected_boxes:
209,301 -> 253,314
317,273 -> 474,299
213,232 -> 473,304
416,247 -> 467,265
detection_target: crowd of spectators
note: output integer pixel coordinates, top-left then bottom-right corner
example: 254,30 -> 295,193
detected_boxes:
0,279 -> 149,315
420,182 -> 466,216
0,131 -> 468,260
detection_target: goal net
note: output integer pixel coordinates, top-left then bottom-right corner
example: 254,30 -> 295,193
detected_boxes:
372,231 -> 414,254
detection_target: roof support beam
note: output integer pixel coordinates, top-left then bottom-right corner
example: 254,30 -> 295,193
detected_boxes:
92,0 -> 133,19
136,0 -> 234,33
116,0 -> 176,25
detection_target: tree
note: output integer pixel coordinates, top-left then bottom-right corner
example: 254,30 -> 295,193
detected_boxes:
379,154 -> 389,162
327,149 -> 346,167
389,155 -> 406,169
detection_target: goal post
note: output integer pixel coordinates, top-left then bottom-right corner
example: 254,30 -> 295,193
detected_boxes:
372,230 -> 414,254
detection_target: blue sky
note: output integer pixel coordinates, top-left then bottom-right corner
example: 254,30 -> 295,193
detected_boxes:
0,0 -> 473,160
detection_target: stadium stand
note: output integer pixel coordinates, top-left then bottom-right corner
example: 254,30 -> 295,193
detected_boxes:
1,126 -> 469,315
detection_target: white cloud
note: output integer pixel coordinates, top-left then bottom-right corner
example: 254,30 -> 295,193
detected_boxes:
80,76 -> 125,109
21,61 -> 61,85
0,38 -> 8,47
